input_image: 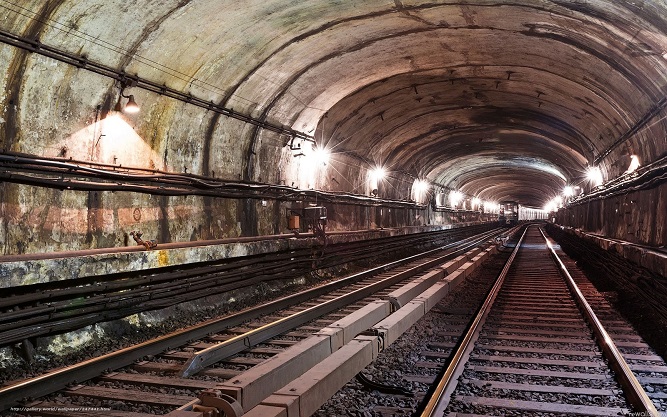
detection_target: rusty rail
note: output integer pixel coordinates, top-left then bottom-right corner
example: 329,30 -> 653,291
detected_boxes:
418,225 -> 658,416
0,228 -> 501,411
417,226 -> 528,416
540,228 -> 658,416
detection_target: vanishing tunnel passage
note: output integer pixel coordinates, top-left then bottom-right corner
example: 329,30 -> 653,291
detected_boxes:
1,1 -> 667,416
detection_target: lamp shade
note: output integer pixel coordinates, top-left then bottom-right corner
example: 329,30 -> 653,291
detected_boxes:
124,95 -> 140,113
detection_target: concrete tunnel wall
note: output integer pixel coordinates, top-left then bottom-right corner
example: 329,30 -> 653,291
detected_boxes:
0,37 -> 492,254
1,1 -> 667,256
556,182 -> 667,247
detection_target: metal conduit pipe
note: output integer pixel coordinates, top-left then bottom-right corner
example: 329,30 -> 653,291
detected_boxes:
0,153 -> 427,209
0,29 -> 315,144
570,153 -> 667,205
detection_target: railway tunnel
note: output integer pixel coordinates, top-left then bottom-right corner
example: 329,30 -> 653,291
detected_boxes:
1,1 -> 667,416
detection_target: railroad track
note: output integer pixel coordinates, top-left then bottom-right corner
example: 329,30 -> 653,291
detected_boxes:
0,223 -> 494,349
419,225 -> 660,416
312,224 -> 667,417
313,231 -> 517,417
2,227 -> 504,415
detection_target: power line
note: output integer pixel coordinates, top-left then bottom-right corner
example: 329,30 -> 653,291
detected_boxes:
0,27 -> 315,142
0,1 -> 305,119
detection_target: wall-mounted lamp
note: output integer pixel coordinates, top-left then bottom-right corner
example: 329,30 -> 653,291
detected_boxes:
563,186 -> 574,197
449,190 -> 463,207
625,155 -> 640,174
114,79 -> 140,113
586,166 -> 603,186
369,166 -> 386,182
124,95 -> 140,113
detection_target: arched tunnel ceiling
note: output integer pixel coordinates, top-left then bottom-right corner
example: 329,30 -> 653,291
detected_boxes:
2,1 -> 667,208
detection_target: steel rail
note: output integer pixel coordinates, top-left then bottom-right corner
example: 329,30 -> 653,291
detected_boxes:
179,229 -> 497,376
0,225 -> 492,346
0,228 -> 500,410
418,226 -> 528,417
0,225 -> 491,344
540,228 -> 659,416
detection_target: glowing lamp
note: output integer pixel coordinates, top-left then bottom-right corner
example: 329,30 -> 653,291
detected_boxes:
626,155 -> 640,174
414,179 -> 430,193
449,190 -> 463,207
586,166 -> 603,186
370,167 -> 386,182
115,80 -> 140,113
124,95 -> 140,113
311,145 -> 330,166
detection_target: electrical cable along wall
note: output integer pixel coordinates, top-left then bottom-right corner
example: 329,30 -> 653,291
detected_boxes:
2,1 -> 667,253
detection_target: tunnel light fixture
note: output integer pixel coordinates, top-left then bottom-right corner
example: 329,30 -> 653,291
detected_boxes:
586,166 -> 603,186
311,144 -> 330,166
563,186 -> 574,197
115,79 -> 140,113
472,197 -> 481,209
368,166 -> 386,197
414,179 -> 430,193
124,95 -> 140,113
544,195 -> 565,212
626,155 -> 640,174
449,190 -> 463,207
369,166 -> 386,182
412,179 -> 430,203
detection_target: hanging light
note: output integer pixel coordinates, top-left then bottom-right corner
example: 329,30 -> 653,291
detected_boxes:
586,166 -> 603,186
369,166 -> 386,182
626,155 -> 640,174
124,95 -> 140,113
115,80 -> 140,113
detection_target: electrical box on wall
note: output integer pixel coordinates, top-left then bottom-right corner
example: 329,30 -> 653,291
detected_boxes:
286,205 -> 327,237
303,205 -> 327,220
288,214 -> 300,230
